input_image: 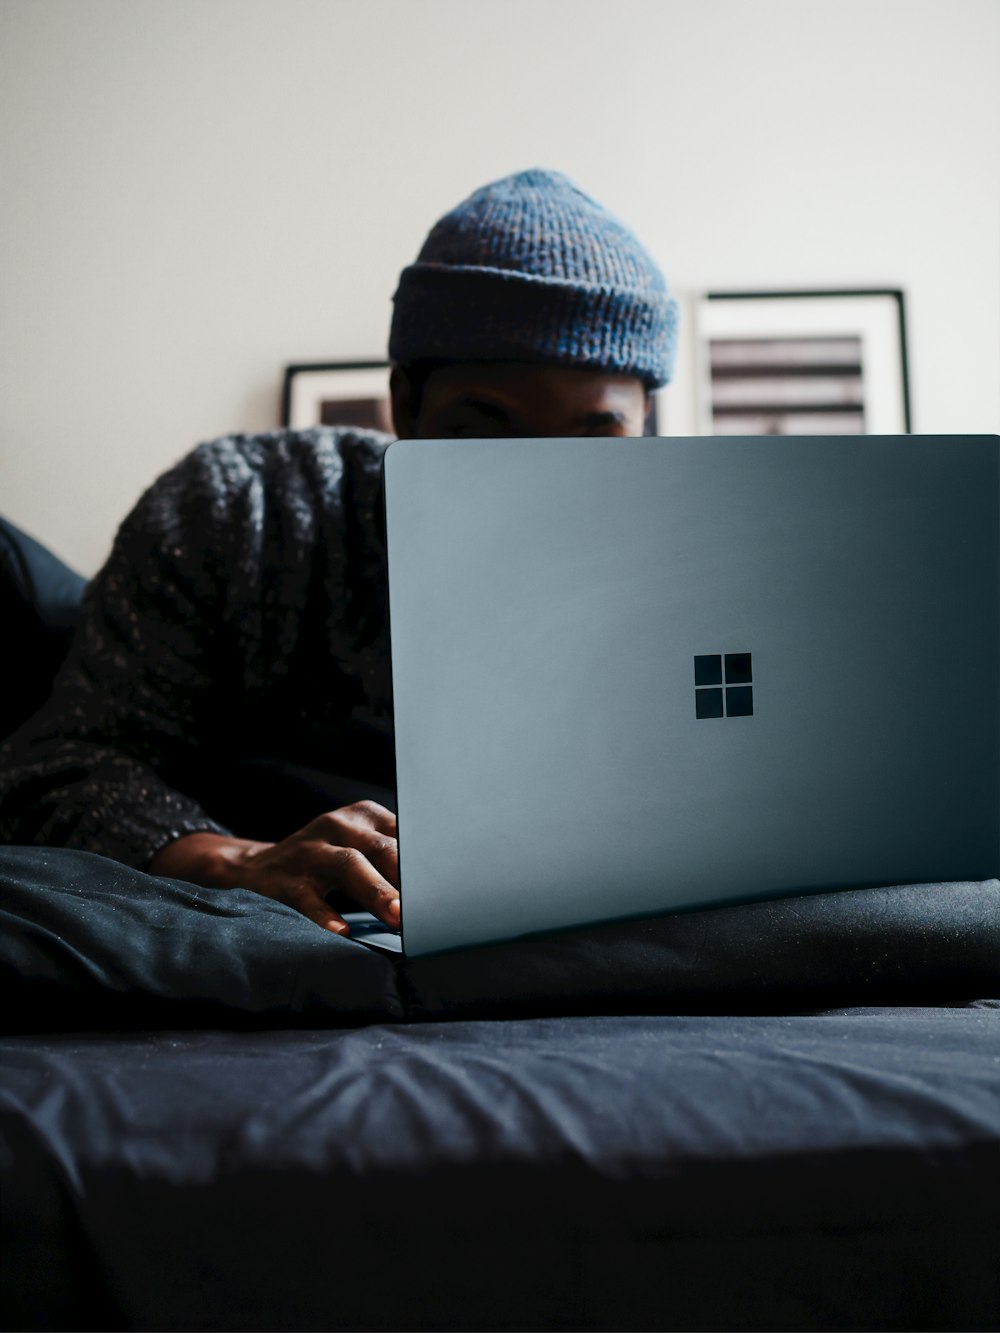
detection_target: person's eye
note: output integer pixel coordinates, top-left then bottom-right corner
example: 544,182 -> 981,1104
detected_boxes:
445,422 -> 505,438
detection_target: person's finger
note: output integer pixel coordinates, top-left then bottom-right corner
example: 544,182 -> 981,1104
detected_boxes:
306,808 -> 399,886
349,800 -> 397,835
312,801 -> 397,838
280,880 -> 352,935
320,845 -> 401,927
334,826 -> 398,886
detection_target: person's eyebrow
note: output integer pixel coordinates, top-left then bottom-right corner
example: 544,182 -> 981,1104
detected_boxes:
580,410 -> 628,429
456,397 -> 517,424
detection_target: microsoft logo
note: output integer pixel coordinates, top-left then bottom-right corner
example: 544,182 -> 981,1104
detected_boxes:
695,653 -> 753,719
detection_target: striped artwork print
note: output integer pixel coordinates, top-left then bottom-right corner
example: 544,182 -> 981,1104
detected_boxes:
708,335 -> 865,435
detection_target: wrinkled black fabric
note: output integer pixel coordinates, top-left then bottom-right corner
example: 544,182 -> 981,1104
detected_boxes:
2,846 -> 999,1330
2,1011 -> 998,1331
0,846 -> 403,1030
402,876 -> 1000,1017
1,846 -> 997,1033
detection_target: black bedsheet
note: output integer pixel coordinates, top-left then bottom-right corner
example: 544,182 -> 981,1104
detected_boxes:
2,846 -> 999,1331
3,1008 -> 998,1332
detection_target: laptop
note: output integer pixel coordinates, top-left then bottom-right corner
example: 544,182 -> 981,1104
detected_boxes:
342,434 -> 999,958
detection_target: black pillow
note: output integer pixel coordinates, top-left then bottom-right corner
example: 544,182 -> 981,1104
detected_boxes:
0,845 -> 403,1032
0,517 -> 87,742
398,877 -> 1000,1018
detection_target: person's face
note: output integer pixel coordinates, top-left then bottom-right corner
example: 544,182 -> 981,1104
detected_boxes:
390,362 -> 649,440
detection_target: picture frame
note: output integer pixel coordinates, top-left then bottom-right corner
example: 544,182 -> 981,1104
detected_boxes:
282,361 -> 393,433
688,289 -> 912,437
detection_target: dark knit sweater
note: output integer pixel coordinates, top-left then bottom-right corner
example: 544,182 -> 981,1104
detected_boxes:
0,427 -> 395,867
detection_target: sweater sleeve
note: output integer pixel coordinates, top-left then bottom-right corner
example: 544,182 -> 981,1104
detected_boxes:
0,441 -> 266,868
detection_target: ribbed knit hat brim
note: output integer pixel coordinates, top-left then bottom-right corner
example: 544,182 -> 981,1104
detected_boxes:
390,263 -> 678,386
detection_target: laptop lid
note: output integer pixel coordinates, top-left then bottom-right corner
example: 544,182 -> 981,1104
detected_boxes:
384,434 -> 999,958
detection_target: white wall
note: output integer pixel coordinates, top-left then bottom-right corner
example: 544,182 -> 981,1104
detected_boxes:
2,0 -> 998,575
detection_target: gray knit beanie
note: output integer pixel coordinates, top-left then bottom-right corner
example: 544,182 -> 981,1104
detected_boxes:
389,169 -> 678,388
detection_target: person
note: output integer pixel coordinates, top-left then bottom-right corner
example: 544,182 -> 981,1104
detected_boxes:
0,168 -> 679,936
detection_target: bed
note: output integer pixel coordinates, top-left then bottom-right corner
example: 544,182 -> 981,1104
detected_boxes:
1,516 -> 998,1332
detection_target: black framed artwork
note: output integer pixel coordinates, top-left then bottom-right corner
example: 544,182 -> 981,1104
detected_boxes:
282,361 -> 393,433
692,289 -> 912,436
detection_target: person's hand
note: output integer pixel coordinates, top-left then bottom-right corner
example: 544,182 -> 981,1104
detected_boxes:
148,801 -> 399,935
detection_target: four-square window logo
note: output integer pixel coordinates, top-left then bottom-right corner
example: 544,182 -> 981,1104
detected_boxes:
694,653 -> 753,719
